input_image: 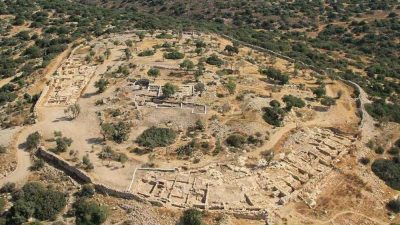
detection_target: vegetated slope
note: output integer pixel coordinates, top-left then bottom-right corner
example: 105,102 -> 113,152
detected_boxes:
76,0 -> 400,123
0,0 -> 195,128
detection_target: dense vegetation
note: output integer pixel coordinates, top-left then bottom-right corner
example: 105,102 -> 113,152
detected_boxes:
136,127 -> 177,148
5,182 -> 66,225
372,158 -> 400,190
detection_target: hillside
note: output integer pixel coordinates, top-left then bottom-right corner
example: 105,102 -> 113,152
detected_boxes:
0,1 -> 400,225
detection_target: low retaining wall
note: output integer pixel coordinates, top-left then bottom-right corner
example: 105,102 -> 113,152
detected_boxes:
36,148 -> 92,183
36,147 -> 147,202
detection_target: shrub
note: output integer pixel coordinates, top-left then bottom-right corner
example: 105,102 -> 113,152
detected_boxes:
372,158 -> 400,190
6,182 -> 66,223
137,127 -> 176,148
225,80 -> 236,94
313,86 -> 326,98
206,54 -> 224,66
0,182 -> 16,193
0,145 -> 6,154
147,68 -> 160,78
321,96 -> 336,106
0,197 -> 5,212
365,100 -> 400,124
78,184 -> 95,198
388,147 -> 400,155
73,199 -> 108,225
101,122 -> 131,143
30,159 -> 45,171
94,79 -> 109,93
224,45 -> 239,55
282,95 -> 305,110
181,208 -> 203,225
138,49 -> 155,57
194,82 -> 205,93
226,134 -> 246,148
388,198 -> 400,213
162,83 -> 178,98
359,157 -> 370,165
163,51 -> 184,60
260,67 -> 289,85
375,146 -> 385,154
180,59 -> 195,71
269,100 -> 281,108
26,132 -> 41,150
53,137 -> 73,153
262,107 -> 286,127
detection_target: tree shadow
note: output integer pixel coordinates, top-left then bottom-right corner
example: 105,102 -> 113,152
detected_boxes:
81,92 -> 98,98
53,116 -> 72,122
86,137 -> 104,145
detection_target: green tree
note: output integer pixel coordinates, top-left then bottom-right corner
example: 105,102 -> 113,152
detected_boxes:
162,83 -> 177,98
282,95 -> 305,111
73,199 -> 108,225
147,68 -> 160,79
26,132 -> 41,150
313,86 -> 326,98
64,103 -> 81,120
94,78 -> 109,93
225,80 -> 236,94
180,59 -> 195,71
137,127 -> 176,148
181,208 -> 203,225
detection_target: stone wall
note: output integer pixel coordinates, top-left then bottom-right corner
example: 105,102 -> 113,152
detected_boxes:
36,147 -> 148,202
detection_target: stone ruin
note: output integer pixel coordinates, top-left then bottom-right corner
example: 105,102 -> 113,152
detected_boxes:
40,47 -> 97,106
127,128 -> 356,215
125,80 -> 207,114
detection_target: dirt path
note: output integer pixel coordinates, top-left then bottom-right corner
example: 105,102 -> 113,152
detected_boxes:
0,44 -> 76,187
0,127 -> 32,186
321,210 -> 387,225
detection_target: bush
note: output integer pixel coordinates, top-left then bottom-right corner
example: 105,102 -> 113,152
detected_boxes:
269,100 -> 281,108
0,182 -> 16,193
137,127 -> 176,148
194,82 -> 205,93
26,132 -> 41,150
262,107 -> 286,127
359,157 -> 370,165
313,86 -> 326,98
365,100 -> 400,124
372,158 -> 400,190
147,68 -> 160,78
375,146 -> 385,154
94,78 -> 109,93
260,67 -> 289,85
6,182 -> 66,223
30,159 -> 45,171
53,137 -> 73,153
78,184 -> 95,198
226,134 -> 246,148
162,83 -> 177,98
163,51 -> 184,60
225,80 -> 236,94
0,145 -> 6,154
388,147 -> 400,155
282,95 -> 305,110
138,49 -> 155,57
181,208 -> 203,225
101,122 -> 131,143
206,54 -> 224,66
73,199 -> 108,225
320,96 -> 336,106
0,197 -> 5,212
388,198 -> 400,213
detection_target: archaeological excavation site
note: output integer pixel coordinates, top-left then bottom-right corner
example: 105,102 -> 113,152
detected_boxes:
1,28 -> 399,225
